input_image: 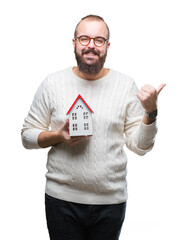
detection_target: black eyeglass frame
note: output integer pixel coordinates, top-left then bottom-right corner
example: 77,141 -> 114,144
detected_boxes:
75,35 -> 109,47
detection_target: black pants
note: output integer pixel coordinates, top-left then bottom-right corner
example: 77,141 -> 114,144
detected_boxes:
45,194 -> 126,240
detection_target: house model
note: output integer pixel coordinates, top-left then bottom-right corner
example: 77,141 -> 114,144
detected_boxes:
67,94 -> 94,136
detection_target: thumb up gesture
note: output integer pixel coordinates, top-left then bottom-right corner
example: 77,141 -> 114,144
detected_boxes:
137,83 -> 166,114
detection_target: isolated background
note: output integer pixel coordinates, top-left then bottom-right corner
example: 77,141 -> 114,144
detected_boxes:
0,0 -> 187,239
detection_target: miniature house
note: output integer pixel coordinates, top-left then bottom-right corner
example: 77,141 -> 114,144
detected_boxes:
67,94 -> 94,136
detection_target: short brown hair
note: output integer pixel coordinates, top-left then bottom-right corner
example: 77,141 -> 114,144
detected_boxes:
74,14 -> 110,40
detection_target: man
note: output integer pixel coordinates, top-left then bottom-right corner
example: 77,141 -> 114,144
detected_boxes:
22,15 -> 165,240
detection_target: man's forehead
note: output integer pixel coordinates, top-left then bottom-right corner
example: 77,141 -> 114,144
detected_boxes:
76,20 -> 108,37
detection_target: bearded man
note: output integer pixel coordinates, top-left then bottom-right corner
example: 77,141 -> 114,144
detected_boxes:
22,15 -> 165,240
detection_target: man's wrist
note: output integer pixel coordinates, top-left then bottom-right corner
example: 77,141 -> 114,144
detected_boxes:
142,115 -> 156,125
38,131 -> 62,148
144,109 -> 158,119
143,109 -> 157,125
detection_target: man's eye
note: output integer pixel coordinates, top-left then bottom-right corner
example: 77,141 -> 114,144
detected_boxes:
81,37 -> 89,42
95,38 -> 104,44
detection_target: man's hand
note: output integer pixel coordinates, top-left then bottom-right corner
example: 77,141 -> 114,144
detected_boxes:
137,83 -> 166,113
137,83 -> 166,124
57,119 -> 89,146
38,119 -> 89,148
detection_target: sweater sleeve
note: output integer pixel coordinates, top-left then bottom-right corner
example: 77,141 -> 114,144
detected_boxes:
21,77 -> 52,149
124,80 -> 158,156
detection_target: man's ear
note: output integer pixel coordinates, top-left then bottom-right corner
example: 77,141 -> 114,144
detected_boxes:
106,41 -> 110,51
72,38 -> 76,48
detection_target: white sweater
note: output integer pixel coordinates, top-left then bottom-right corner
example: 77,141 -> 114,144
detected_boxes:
22,67 -> 157,204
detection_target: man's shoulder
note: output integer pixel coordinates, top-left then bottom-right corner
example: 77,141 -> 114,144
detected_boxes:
110,69 -> 135,86
46,67 -> 72,80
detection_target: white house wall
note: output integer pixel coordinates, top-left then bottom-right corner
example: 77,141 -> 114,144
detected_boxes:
69,98 -> 93,136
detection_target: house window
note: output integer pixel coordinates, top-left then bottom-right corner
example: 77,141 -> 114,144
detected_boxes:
76,105 -> 83,109
83,112 -> 88,119
84,123 -> 89,130
73,124 -> 78,131
72,113 -> 77,120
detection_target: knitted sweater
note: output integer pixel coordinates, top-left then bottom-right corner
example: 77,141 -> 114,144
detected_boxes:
21,67 -> 157,204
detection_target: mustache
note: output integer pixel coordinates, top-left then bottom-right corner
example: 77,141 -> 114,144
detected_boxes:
82,49 -> 100,56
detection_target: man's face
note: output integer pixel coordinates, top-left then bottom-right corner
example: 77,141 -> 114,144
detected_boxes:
73,20 -> 110,75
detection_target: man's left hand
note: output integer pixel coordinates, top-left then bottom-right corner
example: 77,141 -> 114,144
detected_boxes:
137,83 -> 166,113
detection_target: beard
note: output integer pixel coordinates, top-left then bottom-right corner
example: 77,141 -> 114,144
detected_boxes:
74,46 -> 107,75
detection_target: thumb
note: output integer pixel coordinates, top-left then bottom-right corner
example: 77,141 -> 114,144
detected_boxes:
157,83 -> 166,94
62,119 -> 69,130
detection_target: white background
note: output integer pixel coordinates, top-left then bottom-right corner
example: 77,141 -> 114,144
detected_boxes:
0,0 -> 187,239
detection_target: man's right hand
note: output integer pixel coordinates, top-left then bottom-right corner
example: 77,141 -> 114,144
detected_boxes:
38,119 -> 89,148
57,119 -> 90,146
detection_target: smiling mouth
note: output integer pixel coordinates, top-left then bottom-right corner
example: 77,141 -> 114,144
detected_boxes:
85,52 -> 97,56
82,49 -> 100,57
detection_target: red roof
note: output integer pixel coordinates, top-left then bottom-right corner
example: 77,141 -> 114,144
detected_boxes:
66,94 -> 94,115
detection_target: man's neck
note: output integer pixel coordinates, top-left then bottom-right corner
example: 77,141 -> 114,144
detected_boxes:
73,67 -> 109,81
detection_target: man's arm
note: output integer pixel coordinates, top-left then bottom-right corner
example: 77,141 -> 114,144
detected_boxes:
21,77 -> 88,149
137,83 -> 166,124
124,81 -> 165,156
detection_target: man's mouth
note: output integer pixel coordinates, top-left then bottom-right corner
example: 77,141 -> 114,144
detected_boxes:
82,49 -> 100,57
86,52 -> 95,55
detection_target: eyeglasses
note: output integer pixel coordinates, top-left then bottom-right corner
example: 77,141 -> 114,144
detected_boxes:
75,35 -> 108,47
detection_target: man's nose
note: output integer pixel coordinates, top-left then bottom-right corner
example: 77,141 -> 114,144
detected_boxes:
88,38 -> 95,48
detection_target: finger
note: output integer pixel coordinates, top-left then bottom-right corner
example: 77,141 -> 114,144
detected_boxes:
69,136 -> 89,146
141,85 -> 153,92
157,83 -> 166,94
62,119 -> 69,130
140,90 -> 151,98
137,92 -> 148,101
71,135 -> 89,142
137,93 -> 144,101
